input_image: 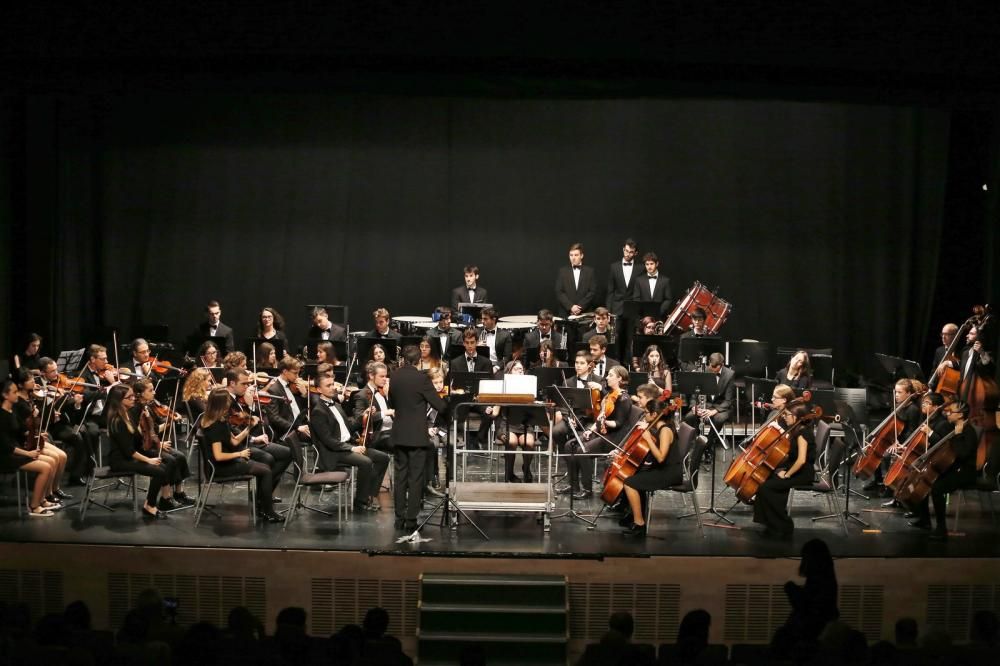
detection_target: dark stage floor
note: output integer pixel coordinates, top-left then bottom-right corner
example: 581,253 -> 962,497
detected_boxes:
3,451 -> 997,560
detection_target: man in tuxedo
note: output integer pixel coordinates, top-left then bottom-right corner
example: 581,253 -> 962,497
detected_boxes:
523,309 -> 565,351
306,307 -> 347,346
587,335 -> 621,380
606,239 -> 639,355
38,357 -> 92,487
388,345 -> 448,531
479,308 -> 512,376
263,357 -> 310,445
428,306 -> 463,360
683,352 -> 735,444
450,264 -> 490,314
311,374 -> 389,513
582,307 -> 614,345
366,307 -> 402,341
225,368 -> 293,500
458,329 -> 493,375
636,252 -> 672,316
194,300 -> 235,353
929,322 -> 958,390
352,361 -> 394,453
552,351 -> 605,498
555,243 -> 597,318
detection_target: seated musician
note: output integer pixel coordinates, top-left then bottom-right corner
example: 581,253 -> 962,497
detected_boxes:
581,307 -> 614,344
257,307 -> 288,350
130,338 -> 154,379
480,308 -> 512,376
493,360 -> 538,483
523,309 -> 565,351
195,300 -> 235,354
458,329 -> 492,374
533,340 -> 566,369
428,306 -> 462,360
352,361 -> 394,453
197,341 -> 221,368
775,350 -> 813,390
635,344 -> 672,392
682,353 -> 735,443
131,378 -> 193,509
182,368 -> 213,419
368,343 -> 389,366
424,368 -> 450,494
199,387 -> 283,523
450,264 -> 489,314
225,368 -> 292,502
907,398 -> 978,540
588,335 -> 621,380
306,306 -> 347,346
1,379 -> 60,516
256,342 -> 278,370
573,365 -> 632,499
865,378 -> 925,496
620,383 -> 681,537
312,373 -> 390,513
222,351 -> 248,373
66,344 -> 115,485
12,332 -> 44,373
315,341 -> 343,366
263,357 -> 311,445
552,351 -> 606,499
638,316 -> 658,336
104,384 -> 173,520
416,336 -> 449,375
680,308 -> 710,338
752,402 -> 815,538
367,307 -> 402,341
31,361 -> 80,494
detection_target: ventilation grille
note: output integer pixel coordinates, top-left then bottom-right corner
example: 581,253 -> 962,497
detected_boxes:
839,585 -> 884,640
107,573 -> 265,630
927,584 -> 1000,642
724,584 -> 790,642
568,582 -> 680,640
310,578 -> 419,637
0,569 -> 64,619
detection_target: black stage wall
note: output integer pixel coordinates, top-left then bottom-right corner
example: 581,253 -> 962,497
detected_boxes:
2,90 -> 989,376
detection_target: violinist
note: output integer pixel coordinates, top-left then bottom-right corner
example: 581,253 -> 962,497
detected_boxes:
552,351 -> 606,499
635,344 -> 672,392
351,362 -> 394,453
312,374 -> 390,514
225,368 -> 292,502
130,339 -> 153,379
104,385 -> 172,520
620,383 -> 681,537
416,336 -> 449,375
263,357 -> 310,444
864,378 -> 924,496
69,344 -> 118,484
222,351 -> 248,373
200,387 -> 283,523
130,379 -> 192,509
775,350 -> 813,390
425,368 -> 450,493
366,307 -> 402,341
588,335 -> 621,380
752,402 -> 816,539
257,307 -> 288,350
1,379 -> 60,516
197,341 -> 221,369
906,400 -> 978,540
571,366 -> 632,497
12,332 -> 43,373
256,342 -> 278,370
494,360 -> 539,483
34,360 -> 85,491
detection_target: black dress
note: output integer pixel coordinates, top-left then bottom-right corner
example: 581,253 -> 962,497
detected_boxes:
0,408 -> 32,473
623,421 -> 684,491
774,369 -> 812,390
203,419 -> 275,515
752,427 -> 816,535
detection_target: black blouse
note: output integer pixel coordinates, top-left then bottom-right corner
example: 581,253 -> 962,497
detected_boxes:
108,415 -> 143,464
202,420 -> 236,465
0,408 -> 24,458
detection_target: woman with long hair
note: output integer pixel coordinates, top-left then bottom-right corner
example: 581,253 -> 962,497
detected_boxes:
0,380 -> 59,516
105,384 -> 172,520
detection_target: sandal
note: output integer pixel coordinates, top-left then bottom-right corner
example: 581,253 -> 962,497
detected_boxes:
29,506 -> 55,517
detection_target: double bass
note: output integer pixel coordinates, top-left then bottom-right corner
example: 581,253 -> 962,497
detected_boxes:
956,306 -> 998,470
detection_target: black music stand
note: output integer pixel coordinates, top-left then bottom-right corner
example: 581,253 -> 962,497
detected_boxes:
728,341 -> 770,378
678,336 -> 725,370
55,349 -> 86,375
674,370 -> 733,524
448,371 -> 491,396
813,393 -> 870,528
546,385 -> 600,527
874,353 -> 925,383
530,367 -> 570,396
623,300 -> 663,322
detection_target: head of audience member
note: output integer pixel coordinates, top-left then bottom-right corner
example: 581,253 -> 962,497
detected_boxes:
608,611 -> 634,640
894,617 -> 918,647
362,607 -> 390,640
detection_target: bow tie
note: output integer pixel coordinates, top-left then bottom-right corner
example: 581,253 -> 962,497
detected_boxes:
648,274 -> 658,279
322,399 -> 335,407
467,357 -> 476,362
573,266 -> 581,271
623,262 -> 632,266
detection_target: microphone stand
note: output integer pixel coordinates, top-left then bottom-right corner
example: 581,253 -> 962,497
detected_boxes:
549,385 -> 599,526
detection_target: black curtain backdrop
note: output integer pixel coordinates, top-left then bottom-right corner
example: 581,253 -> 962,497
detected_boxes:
11,93 -> 954,378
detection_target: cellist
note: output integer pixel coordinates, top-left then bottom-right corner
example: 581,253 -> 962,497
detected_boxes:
752,402 -> 815,539
864,378 -> 924,498
906,400 -> 977,540
620,383 -> 680,538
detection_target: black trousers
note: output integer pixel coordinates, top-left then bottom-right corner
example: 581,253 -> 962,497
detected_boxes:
160,448 -> 190,485
683,410 -> 730,448
393,446 -> 428,520
915,468 -> 974,528
249,442 -> 292,489
215,460 -> 274,514
554,419 -> 604,490
49,422 -> 93,479
110,458 -> 171,506
752,469 -> 813,535
327,449 -> 390,506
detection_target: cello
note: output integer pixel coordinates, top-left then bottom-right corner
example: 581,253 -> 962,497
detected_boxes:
894,427 -> 962,506
853,384 -> 925,479
600,387 -> 681,505
883,401 -> 943,492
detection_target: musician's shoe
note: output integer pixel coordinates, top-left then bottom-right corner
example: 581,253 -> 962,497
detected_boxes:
142,507 -> 168,520
903,511 -> 917,519
618,513 -> 634,527
880,487 -> 895,498
572,489 -> 593,500
928,527 -> 948,541
174,492 -> 195,506
425,484 -> 444,497
54,489 -> 73,500
403,519 -> 418,532
271,496 -> 283,504
394,517 -> 405,530
555,485 -> 574,495
523,469 -> 534,484
505,474 -> 521,483
157,498 -> 179,511
882,499 -> 901,509
261,511 -> 284,524
622,523 -> 647,537
364,499 -> 381,512
908,518 -> 932,529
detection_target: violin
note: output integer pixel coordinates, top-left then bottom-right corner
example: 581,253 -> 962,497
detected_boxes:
139,405 -> 159,453
597,388 -> 620,435
149,357 -> 186,376
55,374 -> 101,393
152,399 -> 183,421
228,409 -> 254,427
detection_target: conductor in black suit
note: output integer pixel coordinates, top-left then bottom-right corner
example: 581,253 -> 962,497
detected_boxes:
311,374 -> 390,513
195,300 -> 235,353
555,242 -> 597,318
450,264 -> 490,314
683,353 -> 736,441
389,345 -> 448,531
635,252 -> 672,316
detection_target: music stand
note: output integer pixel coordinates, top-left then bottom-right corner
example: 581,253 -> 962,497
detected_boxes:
728,341 -> 770,378
55,349 -> 86,375
631,334 -> 678,368
546,385 -> 600,527
678,336 -> 726,369
448,371 -> 492,396
674,370 -> 732,524
874,353 -> 925,383
813,389 -> 870,528
457,302 -> 492,322
356,338 -> 399,366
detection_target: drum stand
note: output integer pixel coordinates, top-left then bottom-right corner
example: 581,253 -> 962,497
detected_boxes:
814,422 -> 869,528
681,415 -> 734,525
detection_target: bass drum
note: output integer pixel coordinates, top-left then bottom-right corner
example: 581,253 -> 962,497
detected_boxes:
662,281 -> 732,336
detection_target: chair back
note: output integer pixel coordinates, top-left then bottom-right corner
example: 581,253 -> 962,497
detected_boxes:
685,432 -> 710,489
814,419 -> 832,470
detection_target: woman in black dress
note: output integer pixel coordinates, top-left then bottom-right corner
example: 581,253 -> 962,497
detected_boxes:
494,360 -> 540,483
257,307 -> 288,351
774,350 -> 812,390
0,380 -> 59,516
621,383 -> 681,537
199,387 -> 282,523
635,344 -> 672,391
752,402 -> 815,538
105,384 -> 172,520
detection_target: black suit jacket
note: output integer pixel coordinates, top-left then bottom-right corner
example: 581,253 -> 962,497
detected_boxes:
707,367 -> 736,413
590,356 -> 622,378
555,265 -> 597,317
523,329 -> 565,350
427,326 -> 463,359
606,261 -> 639,316
306,323 -> 347,344
481,327 -> 513,370
196,321 -> 235,353
263,379 -> 306,436
389,365 -> 447,449
959,346 -> 996,382
312,400 -> 360,470
635,273 -> 672,315
455,354 -> 493,374
365,329 -> 402,341
450,285 -> 490,313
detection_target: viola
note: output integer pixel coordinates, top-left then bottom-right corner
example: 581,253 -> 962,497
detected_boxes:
149,357 -> 186,376
853,389 -> 925,479
152,399 -> 183,421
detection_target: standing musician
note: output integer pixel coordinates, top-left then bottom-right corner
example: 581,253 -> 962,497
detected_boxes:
582,307 -> 614,344
634,344 -> 672,392
929,322 -> 959,384
34,360 -> 87,490
197,341 -> 221,368
306,306 -> 347,346
479,308 -> 512,376
493,360 -> 539,483
199,387 -> 283,523
195,300 -> 235,354
588,335 -> 622,380
907,399 -> 978,540
352,362 -> 394,453
428,307 -> 462,360
388,345 -> 449,532
619,383 -> 681,538
555,242 -> 597,319
224,368 -> 292,503
417,336 -> 449,375
1,379 -> 60,517
263,357 -> 311,445
182,368 -> 213,418
367,308 -> 402,341
635,252 -> 672,316
775,350 -> 813,390
311,374 -> 390,515
130,378 -> 193,509
682,353 -> 735,445
523,309 -> 565,351
104,385 -> 172,520
752,402 -> 816,538
257,307 -> 288,351
256,342 -> 278,370
12,332 -> 44,373
552,351 -> 606,499
865,378 -> 924,496
450,265 -> 490,314
606,239 -> 640,358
